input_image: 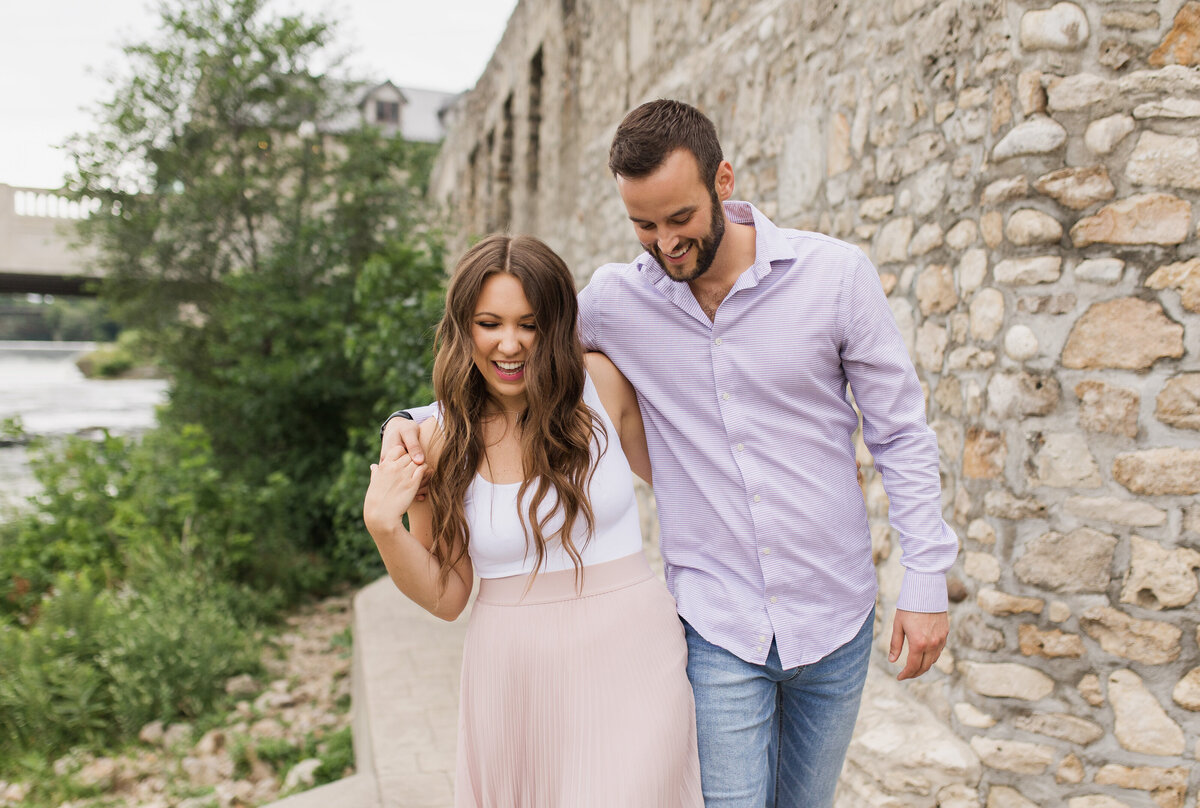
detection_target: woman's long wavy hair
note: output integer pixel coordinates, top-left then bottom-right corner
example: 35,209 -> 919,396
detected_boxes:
428,234 -> 605,589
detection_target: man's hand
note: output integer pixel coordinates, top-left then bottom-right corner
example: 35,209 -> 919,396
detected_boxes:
381,415 -> 425,464
889,609 -> 948,680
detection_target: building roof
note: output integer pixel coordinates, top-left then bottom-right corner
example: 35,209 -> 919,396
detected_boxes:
324,80 -> 459,142
390,84 -> 460,142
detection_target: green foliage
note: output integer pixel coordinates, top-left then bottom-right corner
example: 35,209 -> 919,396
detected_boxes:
0,433 -> 132,616
226,723 -> 355,796
75,330 -> 160,379
0,425 -> 312,618
312,725 -> 355,785
0,0 -> 450,777
65,0 -> 335,325
328,238 -> 446,579
0,294 -> 119,342
0,564 -> 260,764
1,416 -> 24,443
63,0 -> 447,575
0,426 -> 272,764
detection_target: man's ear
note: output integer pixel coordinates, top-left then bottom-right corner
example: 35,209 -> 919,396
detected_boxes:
714,160 -> 735,201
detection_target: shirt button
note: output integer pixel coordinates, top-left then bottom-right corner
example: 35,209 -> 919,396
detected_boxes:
756,645 -> 764,653
714,337 -> 723,346
758,635 -> 767,643
770,596 -> 778,603
761,548 -> 771,555
753,494 -> 762,503
721,392 -> 730,401
736,443 -> 745,452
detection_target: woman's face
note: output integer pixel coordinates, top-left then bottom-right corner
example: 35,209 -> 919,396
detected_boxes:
471,272 -> 537,410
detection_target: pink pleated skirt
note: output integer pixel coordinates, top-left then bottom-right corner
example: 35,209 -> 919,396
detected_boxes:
455,552 -> 703,807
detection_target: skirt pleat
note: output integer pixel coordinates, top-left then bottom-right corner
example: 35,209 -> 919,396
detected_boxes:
455,552 -> 703,807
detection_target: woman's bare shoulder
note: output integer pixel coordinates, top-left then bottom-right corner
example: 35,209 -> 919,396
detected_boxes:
418,415 -> 447,469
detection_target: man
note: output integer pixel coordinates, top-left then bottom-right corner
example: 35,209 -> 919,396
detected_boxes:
384,99 -> 957,807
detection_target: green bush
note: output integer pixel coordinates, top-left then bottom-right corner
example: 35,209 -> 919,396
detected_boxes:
0,433 -> 131,616
75,330 -> 159,379
327,241 -> 445,580
0,561 -> 259,763
313,725 -> 355,785
0,0 -> 450,779
0,424 -> 314,619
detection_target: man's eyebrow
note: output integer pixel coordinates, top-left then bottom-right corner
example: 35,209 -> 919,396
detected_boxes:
629,205 -> 698,223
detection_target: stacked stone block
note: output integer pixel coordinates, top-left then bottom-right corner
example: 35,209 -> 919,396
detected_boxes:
430,0 -> 1200,804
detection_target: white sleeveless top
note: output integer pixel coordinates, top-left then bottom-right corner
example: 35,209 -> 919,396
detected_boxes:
464,374 -> 644,578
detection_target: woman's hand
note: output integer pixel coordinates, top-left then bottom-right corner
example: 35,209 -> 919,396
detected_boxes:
363,447 -> 427,537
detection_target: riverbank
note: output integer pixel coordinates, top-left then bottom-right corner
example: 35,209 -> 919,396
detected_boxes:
0,341 -> 167,507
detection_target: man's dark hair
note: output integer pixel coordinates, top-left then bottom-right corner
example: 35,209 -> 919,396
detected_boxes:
608,99 -> 724,188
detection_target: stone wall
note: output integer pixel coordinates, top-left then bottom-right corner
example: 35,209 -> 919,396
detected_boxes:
430,1 -> 1200,805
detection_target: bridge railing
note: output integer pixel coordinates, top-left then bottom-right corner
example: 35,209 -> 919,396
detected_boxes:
0,184 -> 101,293
2,185 -> 99,221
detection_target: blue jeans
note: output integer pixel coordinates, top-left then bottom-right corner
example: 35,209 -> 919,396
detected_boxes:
683,609 -> 873,808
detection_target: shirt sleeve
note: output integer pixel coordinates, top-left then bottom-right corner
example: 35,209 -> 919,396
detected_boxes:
403,403 -> 439,423
838,249 -> 958,613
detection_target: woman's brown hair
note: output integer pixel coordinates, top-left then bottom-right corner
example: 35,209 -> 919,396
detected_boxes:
427,234 -> 604,589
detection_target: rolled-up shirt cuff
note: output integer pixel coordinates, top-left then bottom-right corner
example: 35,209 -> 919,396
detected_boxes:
896,570 -> 949,613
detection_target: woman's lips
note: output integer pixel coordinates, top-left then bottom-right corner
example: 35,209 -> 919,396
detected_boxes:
493,360 -> 525,380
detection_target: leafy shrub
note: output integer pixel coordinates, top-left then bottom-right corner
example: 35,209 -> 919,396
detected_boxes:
75,330 -> 158,379
313,725 -> 355,785
327,240 -> 445,580
0,424 -> 314,619
0,561 -> 259,763
1,0 -> 450,780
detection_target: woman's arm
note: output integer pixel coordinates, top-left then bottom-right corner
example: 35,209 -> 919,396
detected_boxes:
363,419 -> 473,620
585,352 -> 652,485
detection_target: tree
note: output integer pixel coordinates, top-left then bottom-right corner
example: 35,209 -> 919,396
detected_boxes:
64,0 -> 446,574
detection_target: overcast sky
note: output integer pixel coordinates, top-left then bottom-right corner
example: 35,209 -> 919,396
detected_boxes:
0,0 -> 518,189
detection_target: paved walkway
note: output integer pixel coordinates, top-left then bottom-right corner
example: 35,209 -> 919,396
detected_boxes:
352,577 -> 469,808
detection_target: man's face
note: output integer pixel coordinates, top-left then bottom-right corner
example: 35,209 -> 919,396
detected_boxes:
616,149 -> 726,283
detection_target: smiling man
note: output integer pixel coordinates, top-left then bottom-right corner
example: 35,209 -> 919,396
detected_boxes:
383,99 -> 957,807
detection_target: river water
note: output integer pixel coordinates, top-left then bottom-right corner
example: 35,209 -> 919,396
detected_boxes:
0,341 -> 167,509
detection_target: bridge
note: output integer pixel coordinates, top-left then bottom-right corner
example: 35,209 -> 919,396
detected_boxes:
0,184 -> 100,296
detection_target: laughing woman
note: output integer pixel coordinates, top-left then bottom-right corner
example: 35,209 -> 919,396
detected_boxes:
362,234 -> 702,807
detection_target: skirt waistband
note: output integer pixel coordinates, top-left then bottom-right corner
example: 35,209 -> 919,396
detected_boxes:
475,552 -> 655,606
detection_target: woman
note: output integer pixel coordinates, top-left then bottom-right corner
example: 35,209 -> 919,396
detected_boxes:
362,234 -> 702,807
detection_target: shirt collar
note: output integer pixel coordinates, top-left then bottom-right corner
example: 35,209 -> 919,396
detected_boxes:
635,200 -> 797,291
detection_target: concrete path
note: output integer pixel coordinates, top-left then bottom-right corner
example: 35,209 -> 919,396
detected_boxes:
352,577 -> 468,808
266,577 -> 467,808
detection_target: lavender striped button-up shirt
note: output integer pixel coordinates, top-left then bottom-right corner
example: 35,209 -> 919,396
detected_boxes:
577,201 -> 957,669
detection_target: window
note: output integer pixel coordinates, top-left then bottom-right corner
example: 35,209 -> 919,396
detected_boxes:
376,101 -> 400,124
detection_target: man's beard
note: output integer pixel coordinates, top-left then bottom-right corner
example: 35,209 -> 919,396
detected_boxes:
653,193 -> 726,283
